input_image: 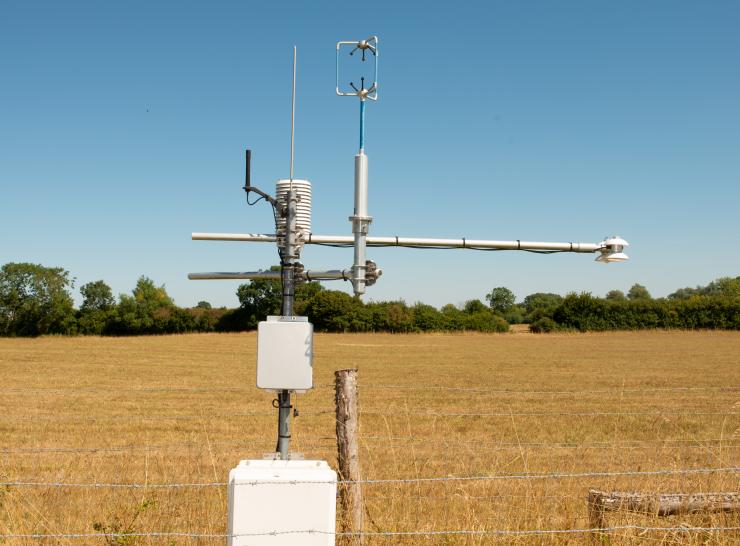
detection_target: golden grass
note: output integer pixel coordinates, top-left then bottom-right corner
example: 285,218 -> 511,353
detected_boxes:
0,330 -> 738,544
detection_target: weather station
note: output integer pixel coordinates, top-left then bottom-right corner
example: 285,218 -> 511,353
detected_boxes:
189,36 -> 629,546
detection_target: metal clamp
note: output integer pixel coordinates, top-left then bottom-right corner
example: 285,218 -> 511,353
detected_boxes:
365,260 -> 382,286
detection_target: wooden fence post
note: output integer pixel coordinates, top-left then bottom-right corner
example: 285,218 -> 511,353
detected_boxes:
587,489 -> 608,545
335,369 -> 364,543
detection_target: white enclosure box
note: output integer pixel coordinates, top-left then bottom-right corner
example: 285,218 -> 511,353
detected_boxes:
257,316 -> 313,391
227,459 -> 337,546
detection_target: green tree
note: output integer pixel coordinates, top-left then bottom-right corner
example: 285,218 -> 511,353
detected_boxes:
463,299 -> 488,314
80,280 -> 114,311
504,305 -> 525,324
304,290 -> 367,332
78,280 -> 115,335
461,310 -> 509,332
667,286 -> 700,300
521,292 -> 563,313
440,303 -> 464,331
530,316 -> 557,333
485,287 -> 516,314
237,277 -> 282,328
236,266 -> 324,329
133,276 -> 174,309
110,276 -> 175,335
294,280 -> 324,315
0,262 -> 76,336
196,300 -> 212,310
627,283 -> 651,301
605,289 -> 627,301
412,303 -> 443,331
704,276 -> 740,298
668,276 -> 740,300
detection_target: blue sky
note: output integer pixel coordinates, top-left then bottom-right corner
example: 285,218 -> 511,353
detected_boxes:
1,1 -> 738,308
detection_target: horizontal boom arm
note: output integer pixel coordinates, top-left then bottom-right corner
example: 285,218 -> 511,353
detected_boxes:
191,232 -> 602,253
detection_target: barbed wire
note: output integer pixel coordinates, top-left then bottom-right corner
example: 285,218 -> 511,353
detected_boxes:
0,441 -> 334,454
359,436 -> 740,446
0,410 -> 333,422
0,386 -> 249,394
3,467 -> 736,488
3,437 -> 736,455
368,493 -> 580,500
2,409 -> 733,424
360,410 -> 737,418
2,384 -> 736,396
1,525 -> 738,539
349,384 -> 740,395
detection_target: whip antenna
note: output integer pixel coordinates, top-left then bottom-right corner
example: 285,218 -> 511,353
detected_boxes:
290,45 -> 297,190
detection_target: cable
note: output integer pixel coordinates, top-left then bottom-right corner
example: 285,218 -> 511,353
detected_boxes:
309,241 -> 572,253
245,192 -> 266,206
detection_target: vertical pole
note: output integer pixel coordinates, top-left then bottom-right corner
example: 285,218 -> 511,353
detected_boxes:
350,97 -> 371,297
290,45 -> 297,186
276,189 -> 297,460
351,151 -> 369,296
276,389 -> 291,459
281,189 -> 297,317
275,45 -> 299,460
351,95 -> 370,297
335,369 -> 363,542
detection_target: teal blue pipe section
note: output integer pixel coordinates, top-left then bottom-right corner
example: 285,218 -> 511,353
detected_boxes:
359,100 -> 365,151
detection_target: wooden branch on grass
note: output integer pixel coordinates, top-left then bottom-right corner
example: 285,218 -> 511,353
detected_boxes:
588,489 -> 740,544
589,490 -> 740,517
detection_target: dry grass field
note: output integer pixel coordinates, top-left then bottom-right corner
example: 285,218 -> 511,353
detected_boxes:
0,330 -> 738,544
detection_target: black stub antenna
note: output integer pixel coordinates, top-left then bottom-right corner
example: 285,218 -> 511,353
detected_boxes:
245,149 -> 252,189
243,148 -> 278,207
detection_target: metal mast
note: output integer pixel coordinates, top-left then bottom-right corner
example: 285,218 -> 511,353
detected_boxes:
275,46 -> 299,460
337,37 -> 378,296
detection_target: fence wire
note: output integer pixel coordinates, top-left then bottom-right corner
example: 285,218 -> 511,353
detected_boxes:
3,467 -> 737,488
350,384 -> 740,395
2,409 -> 734,424
3,437 -> 736,455
360,410 -> 737,417
2,384 -> 737,395
1,526 -> 738,540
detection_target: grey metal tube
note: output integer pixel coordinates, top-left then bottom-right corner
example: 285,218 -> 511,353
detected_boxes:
281,189 -> 297,317
188,272 -> 281,280
350,151 -> 371,296
188,270 -> 351,281
304,269 -> 350,281
276,188 -> 298,460
276,390 -> 291,460
192,232 -> 277,242
192,232 -> 602,253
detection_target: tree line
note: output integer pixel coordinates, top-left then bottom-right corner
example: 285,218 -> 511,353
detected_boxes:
0,262 -> 738,337
485,278 -> 740,332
